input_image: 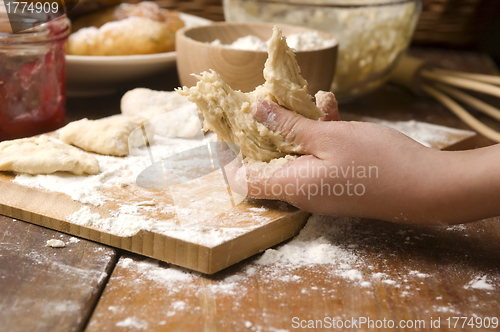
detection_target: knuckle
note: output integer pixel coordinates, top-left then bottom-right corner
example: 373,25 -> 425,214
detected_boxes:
280,115 -> 302,143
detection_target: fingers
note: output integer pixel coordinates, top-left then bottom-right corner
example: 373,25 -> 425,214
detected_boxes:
250,99 -> 325,156
245,155 -> 323,205
315,91 -> 340,121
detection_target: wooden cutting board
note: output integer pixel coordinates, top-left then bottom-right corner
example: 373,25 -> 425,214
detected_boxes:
0,167 -> 309,275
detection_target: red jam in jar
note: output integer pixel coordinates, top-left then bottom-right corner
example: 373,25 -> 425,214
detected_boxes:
0,15 -> 70,141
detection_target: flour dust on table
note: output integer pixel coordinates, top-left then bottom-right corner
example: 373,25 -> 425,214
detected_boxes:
108,214 -> 499,330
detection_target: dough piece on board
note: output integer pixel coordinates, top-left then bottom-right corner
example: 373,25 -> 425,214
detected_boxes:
121,88 -> 192,118
121,88 -> 202,139
178,26 -> 325,162
0,135 -> 99,175
59,115 -> 152,156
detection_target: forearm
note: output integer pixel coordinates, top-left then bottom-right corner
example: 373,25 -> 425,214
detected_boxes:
424,144 -> 500,224
340,144 -> 500,225
373,144 -> 500,225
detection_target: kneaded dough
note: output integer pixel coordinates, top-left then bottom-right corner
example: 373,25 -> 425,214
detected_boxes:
59,115 -> 152,156
178,26 -> 325,162
0,135 -> 99,175
121,88 -> 202,139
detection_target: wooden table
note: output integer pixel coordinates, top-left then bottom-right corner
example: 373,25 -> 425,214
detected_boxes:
1,49 -> 500,332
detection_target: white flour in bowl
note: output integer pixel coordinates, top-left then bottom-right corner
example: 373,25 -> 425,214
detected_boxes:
210,31 -> 336,51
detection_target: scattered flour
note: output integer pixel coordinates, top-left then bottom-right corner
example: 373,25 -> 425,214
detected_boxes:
433,305 -> 461,314
171,301 -> 186,311
340,269 -> 363,281
119,258 -> 195,285
248,206 -> 268,213
409,270 -> 430,278
256,215 -> 358,266
68,237 -> 80,244
116,317 -> 148,330
110,214 -> 499,328
465,275 -> 495,290
446,225 -> 467,231
67,206 -> 156,237
371,272 -> 388,279
382,279 -> 397,285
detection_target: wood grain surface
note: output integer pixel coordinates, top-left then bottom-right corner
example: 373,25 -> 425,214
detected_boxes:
0,215 -> 117,332
85,217 -> 500,332
0,169 -> 309,274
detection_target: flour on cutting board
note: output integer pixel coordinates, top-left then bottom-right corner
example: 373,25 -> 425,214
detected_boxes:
13,135 -> 206,206
12,133 -> 274,245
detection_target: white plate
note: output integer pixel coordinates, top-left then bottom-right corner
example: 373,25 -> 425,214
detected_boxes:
66,13 -> 212,97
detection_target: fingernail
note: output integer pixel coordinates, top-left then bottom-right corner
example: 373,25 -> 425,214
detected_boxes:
251,100 -> 277,130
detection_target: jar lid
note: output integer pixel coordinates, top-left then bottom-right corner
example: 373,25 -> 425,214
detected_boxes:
0,0 -> 72,34
0,14 -> 69,43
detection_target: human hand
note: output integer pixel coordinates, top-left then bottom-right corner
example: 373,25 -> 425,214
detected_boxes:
244,92 -> 447,224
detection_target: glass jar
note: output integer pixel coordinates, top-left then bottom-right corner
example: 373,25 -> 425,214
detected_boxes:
223,0 -> 422,102
0,14 -> 70,141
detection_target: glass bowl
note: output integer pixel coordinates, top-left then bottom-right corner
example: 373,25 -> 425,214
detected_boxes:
223,0 -> 422,102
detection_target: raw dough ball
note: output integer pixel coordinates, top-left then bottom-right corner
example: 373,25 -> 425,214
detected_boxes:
121,88 -> 202,139
178,26 -> 325,162
59,115 -> 152,156
121,88 -> 191,118
0,135 -> 99,175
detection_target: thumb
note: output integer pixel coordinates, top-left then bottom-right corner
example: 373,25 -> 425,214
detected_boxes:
250,99 -> 323,155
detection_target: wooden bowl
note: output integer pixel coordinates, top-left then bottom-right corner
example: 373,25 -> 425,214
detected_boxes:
176,22 -> 338,94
